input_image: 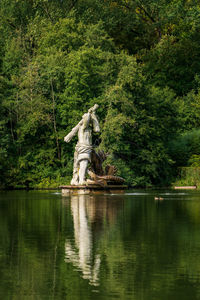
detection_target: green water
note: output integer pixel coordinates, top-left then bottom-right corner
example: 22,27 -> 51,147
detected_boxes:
0,190 -> 200,299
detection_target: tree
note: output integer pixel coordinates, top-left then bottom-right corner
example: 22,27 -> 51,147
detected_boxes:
101,56 -> 178,186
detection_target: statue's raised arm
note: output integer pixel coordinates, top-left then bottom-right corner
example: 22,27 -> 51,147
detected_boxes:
64,104 -> 99,143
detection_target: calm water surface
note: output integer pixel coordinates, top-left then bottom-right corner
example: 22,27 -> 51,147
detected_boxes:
1,190 -> 200,299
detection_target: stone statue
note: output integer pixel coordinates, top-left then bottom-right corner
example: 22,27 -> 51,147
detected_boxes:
64,104 -> 100,185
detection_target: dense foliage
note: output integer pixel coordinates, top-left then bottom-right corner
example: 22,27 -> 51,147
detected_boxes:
1,0 -> 200,187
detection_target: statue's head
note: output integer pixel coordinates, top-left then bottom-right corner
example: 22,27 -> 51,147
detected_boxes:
81,107 -> 100,132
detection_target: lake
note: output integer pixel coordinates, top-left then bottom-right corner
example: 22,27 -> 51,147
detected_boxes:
0,190 -> 200,299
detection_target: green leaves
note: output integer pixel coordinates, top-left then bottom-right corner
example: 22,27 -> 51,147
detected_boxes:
0,0 -> 200,187
100,55 -> 178,186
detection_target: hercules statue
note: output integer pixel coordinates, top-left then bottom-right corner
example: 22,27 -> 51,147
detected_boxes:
64,104 -> 100,185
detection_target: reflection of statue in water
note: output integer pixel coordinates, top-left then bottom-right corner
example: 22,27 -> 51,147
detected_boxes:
64,104 -> 100,185
64,194 -> 124,286
65,195 -> 101,286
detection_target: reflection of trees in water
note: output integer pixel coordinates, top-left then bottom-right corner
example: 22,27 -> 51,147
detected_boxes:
2,192 -> 200,299
64,193 -> 200,298
98,196 -> 200,300
64,194 -> 124,286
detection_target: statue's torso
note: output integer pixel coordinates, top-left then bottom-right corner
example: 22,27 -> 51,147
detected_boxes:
78,126 -> 92,146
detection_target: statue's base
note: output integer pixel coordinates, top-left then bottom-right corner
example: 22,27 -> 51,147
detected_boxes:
60,185 -> 128,196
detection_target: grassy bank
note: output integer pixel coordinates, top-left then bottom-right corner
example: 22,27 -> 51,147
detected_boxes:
173,167 -> 200,188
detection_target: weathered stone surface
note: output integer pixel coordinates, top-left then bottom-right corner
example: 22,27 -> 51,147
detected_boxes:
64,104 -> 126,188
64,104 -> 100,185
60,185 -> 127,196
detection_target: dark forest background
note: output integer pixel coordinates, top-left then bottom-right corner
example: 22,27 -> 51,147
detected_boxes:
1,0 -> 200,188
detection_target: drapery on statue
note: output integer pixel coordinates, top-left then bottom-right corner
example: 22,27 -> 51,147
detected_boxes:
64,104 -> 100,185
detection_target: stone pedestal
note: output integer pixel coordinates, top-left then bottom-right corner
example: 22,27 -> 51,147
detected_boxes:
60,185 -> 127,196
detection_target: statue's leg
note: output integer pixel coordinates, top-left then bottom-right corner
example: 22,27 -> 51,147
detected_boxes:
79,160 -> 88,185
71,150 -> 79,185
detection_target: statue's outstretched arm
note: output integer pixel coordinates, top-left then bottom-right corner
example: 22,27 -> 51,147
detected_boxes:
64,120 -> 83,143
